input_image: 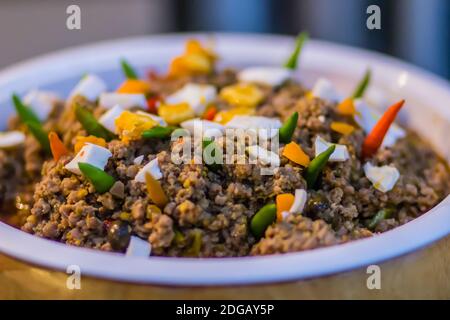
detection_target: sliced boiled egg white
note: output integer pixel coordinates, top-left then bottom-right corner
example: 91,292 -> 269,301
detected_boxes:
135,111 -> 167,127
363,162 -> 400,193
315,136 -> 349,162
99,93 -> 147,109
134,158 -> 162,182
289,189 -> 307,214
69,74 -> 107,101
354,99 -> 406,147
165,83 -> 217,115
0,131 -> 26,149
98,104 -> 124,133
23,90 -> 59,122
65,143 -> 112,175
180,118 -> 224,139
246,145 -> 280,167
238,67 -> 292,87
225,115 -> 282,141
133,155 -> 145,165
125,236 -> 151,257
311,78 -> 342,102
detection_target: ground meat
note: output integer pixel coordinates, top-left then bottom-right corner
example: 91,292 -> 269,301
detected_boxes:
0,68 -> 446,258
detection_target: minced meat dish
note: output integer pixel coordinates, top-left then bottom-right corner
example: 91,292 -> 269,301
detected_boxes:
0,36 -> 448,257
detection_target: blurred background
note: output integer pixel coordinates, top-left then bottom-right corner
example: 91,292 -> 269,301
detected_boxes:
0,0 -> 448,79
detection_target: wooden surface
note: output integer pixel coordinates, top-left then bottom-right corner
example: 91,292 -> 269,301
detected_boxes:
1,236 -> 449,299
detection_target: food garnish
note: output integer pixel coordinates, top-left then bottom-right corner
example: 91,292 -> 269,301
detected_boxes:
362,99 -> 405,158
305,144 -> 336,188
78,162 -> 116,193
48,131 -> 68,161
279,112 -> 298,143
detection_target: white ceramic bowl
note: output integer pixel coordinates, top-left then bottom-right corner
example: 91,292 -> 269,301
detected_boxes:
0,33 -> 449,286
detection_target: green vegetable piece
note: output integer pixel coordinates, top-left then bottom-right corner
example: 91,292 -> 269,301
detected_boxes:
12,94 -> 40,126
367,208 -> 394,230
120,59 -> 138,79
74,104 -> 115,141
284,32 -> 309,70
250,203 -> 277,238
185,229 -> 202,257
304,145 -> 336,188
173,228 -> 186,246
202,137 -> 222,171
352,69 -> 371,99
78,162 -> 116,194
279,112 -> 298,143
26,121 -> 50,154
141,126 -> 176,139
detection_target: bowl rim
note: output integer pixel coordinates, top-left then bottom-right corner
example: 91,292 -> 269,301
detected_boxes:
0,33 -> 449,286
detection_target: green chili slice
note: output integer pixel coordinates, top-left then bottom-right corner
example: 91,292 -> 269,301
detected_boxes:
250,203 -> 277,238
367,208 -> 394,230
26,121 -> 51,154
12,94 -> 40,126
120,59 -> 138,79
284,32 -> 309,70
141,126 -> 176,139
351,69 -> 371,99
78,162 -> 116,194
279,112 -> 298,143
75,104 -> 115,141
202,137 -> 222,171
305,144 -> 336,188
184,229 -> 202,257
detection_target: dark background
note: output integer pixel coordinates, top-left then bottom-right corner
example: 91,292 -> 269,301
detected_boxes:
0,0 -> 448,79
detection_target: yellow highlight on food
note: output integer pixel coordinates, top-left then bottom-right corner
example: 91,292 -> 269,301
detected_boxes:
213,107 -> 255,124
115,111 -> 158,143
219,83 -> 264,109
330,121 -> 355,135
74,135 -> 107,153
168,39 -> 216,78
158,102 -> 195,125
282,141 -> 310,167
116,79 -> 150,94
337,98 -> 356,115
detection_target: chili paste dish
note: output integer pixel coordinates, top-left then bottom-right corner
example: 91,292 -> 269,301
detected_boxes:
0,34 -> 449,259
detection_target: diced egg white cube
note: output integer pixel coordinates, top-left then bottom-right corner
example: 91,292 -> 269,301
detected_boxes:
247,145 -> 280,167
181,118 -> 224,139
165,83 -> 217,115
125,236 -> 151,257
133,155 -> 144,165
65,143 -> 112,175
238,67 -> 292,87
363,162 -> 400,193
289,189 -> 307,214
99,93 -> 147,109
98,104 -> 124,133
23,90 -> 59,122
69,74 -> 106,101
354,99 -> 406,147
0,131 -> 26,149
315,136 -> 349,162
135,111 -> 167,127
134,158 -> 162,182
311,78 -> 342,102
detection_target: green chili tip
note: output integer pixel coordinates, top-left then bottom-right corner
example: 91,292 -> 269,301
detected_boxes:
250,203 -> 277,238
120,59 -> 138,79
27,121 -> 51,154
12,94 -> 41,126
283,31 -> 309,70
141,126 -> 175,139
75,104 -> 115,141
367,208 -> 394,230
184,229 -> 202,257
279,112 -> 298,143
78,162 -> 116,194
305,144 -> 335,188
202,137 -> 222,171
352,69 -> 371,99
